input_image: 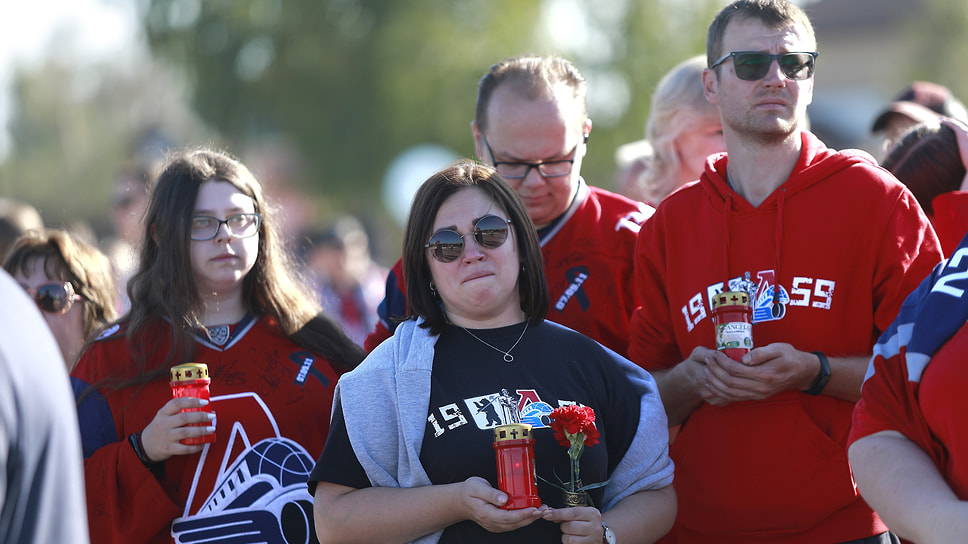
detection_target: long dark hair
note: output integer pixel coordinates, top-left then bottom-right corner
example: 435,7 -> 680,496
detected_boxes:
402,160 -> 548,336
93,147 -> 362,390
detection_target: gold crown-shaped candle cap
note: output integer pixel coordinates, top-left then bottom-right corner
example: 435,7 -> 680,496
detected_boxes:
712,291 -> 750,309
493,423 -> 533,442
170,362 -> 209,382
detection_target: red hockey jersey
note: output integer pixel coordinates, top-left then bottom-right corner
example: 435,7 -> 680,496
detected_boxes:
851,244 -> 968,503
71,315 -> 342,544
364,180 -> 653,356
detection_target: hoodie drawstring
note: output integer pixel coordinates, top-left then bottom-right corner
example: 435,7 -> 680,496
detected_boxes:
723,192 -> 733,290
722,184 -> 786,316
772,188 -> 786,317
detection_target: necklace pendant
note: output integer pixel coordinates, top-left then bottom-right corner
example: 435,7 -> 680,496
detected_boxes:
462,322 -> 528,364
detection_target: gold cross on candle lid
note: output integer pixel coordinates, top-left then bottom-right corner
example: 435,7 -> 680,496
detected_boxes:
170,362 -> 210,382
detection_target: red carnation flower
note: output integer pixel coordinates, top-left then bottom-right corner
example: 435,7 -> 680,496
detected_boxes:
549,404 -> 600,447
547,405 -> 602,494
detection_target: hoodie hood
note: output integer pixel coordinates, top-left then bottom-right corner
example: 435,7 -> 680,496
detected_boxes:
700,131 -> 878,210
699,131 -> 879,313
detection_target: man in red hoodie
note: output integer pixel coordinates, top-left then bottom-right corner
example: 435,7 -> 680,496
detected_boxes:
628,1 -> 943,542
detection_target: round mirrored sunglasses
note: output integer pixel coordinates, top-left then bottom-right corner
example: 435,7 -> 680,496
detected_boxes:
424,215 -> 512,263
29,281 -> 84,314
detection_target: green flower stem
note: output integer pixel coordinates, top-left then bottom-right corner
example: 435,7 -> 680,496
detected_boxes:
567,431 -> 585,492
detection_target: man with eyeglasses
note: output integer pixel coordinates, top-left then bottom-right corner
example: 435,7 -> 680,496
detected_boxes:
627,1 -> 942,543
365,55 -> 654,357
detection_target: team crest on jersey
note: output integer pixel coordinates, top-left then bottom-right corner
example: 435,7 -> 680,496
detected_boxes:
171,393 -> 317,544
464,389 -> 566,430
205,325 -> 231,346
722,270 -> 790,323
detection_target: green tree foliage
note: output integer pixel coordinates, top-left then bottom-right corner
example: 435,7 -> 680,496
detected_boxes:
144,0 -> 545,210
142,0 -> 728,206
0,0 -> 820,246
914,0 -> 968,97
575,0 -> 720,186
0,58 -> 206,235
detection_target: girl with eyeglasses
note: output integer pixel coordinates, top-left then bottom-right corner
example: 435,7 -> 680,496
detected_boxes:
309,160 -> 675,543
71,147 -> 364,544
4,228 -> 118,370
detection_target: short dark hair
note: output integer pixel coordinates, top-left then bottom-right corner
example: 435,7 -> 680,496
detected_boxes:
707,0 -> 817,69
475,55 -> 587,135
881,123 -> 966,215
402,159 -> 548,335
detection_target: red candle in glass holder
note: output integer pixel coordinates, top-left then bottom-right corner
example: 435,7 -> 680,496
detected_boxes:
492,423 -> 541,509
169,362 -> 216,445
712,290 -> 754,361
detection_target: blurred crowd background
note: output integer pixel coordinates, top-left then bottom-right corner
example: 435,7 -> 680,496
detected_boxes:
0,0 -> 965,266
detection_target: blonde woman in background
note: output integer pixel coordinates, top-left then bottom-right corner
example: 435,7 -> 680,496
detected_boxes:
638,55 -> 726,206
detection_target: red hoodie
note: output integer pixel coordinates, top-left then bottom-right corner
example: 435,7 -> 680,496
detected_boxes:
930,190 -> 968,256
629,131 -> 942,543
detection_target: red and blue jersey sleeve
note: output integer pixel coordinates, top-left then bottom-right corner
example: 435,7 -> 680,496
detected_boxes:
72,335 -> 183,544
363,258 -> 406,353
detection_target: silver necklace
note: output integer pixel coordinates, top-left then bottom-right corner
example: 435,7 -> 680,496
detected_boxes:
462,322 -> 529,363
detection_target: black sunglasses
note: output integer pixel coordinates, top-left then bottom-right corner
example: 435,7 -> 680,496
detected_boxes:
28,282 -> 84,314
710,51 -> 818,82
424,215 -> 512,263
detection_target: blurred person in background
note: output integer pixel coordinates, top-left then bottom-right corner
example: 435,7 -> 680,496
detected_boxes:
612,138 -> 653,203
871,81 -> 968,157
366,54 -> 654,357
4,228 -> 118,370
102,163 -> 151,314
71,147 -> 364,544
303,216 -> 388,347
638,55 -> 726,206
0,197 -> 44,262
881,118 -> 968,257
0,268 -> 89,543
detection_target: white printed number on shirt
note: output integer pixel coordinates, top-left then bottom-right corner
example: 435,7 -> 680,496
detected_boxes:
932,248 -> 968,298
680,293 -> 707,332
427,403 -> 468,437
788,277 -> 835,309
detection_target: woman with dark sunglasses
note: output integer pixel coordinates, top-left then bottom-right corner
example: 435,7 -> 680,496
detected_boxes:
309,160 -> 675,544
4,228 -> 117,369
70,147 -> 364,544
